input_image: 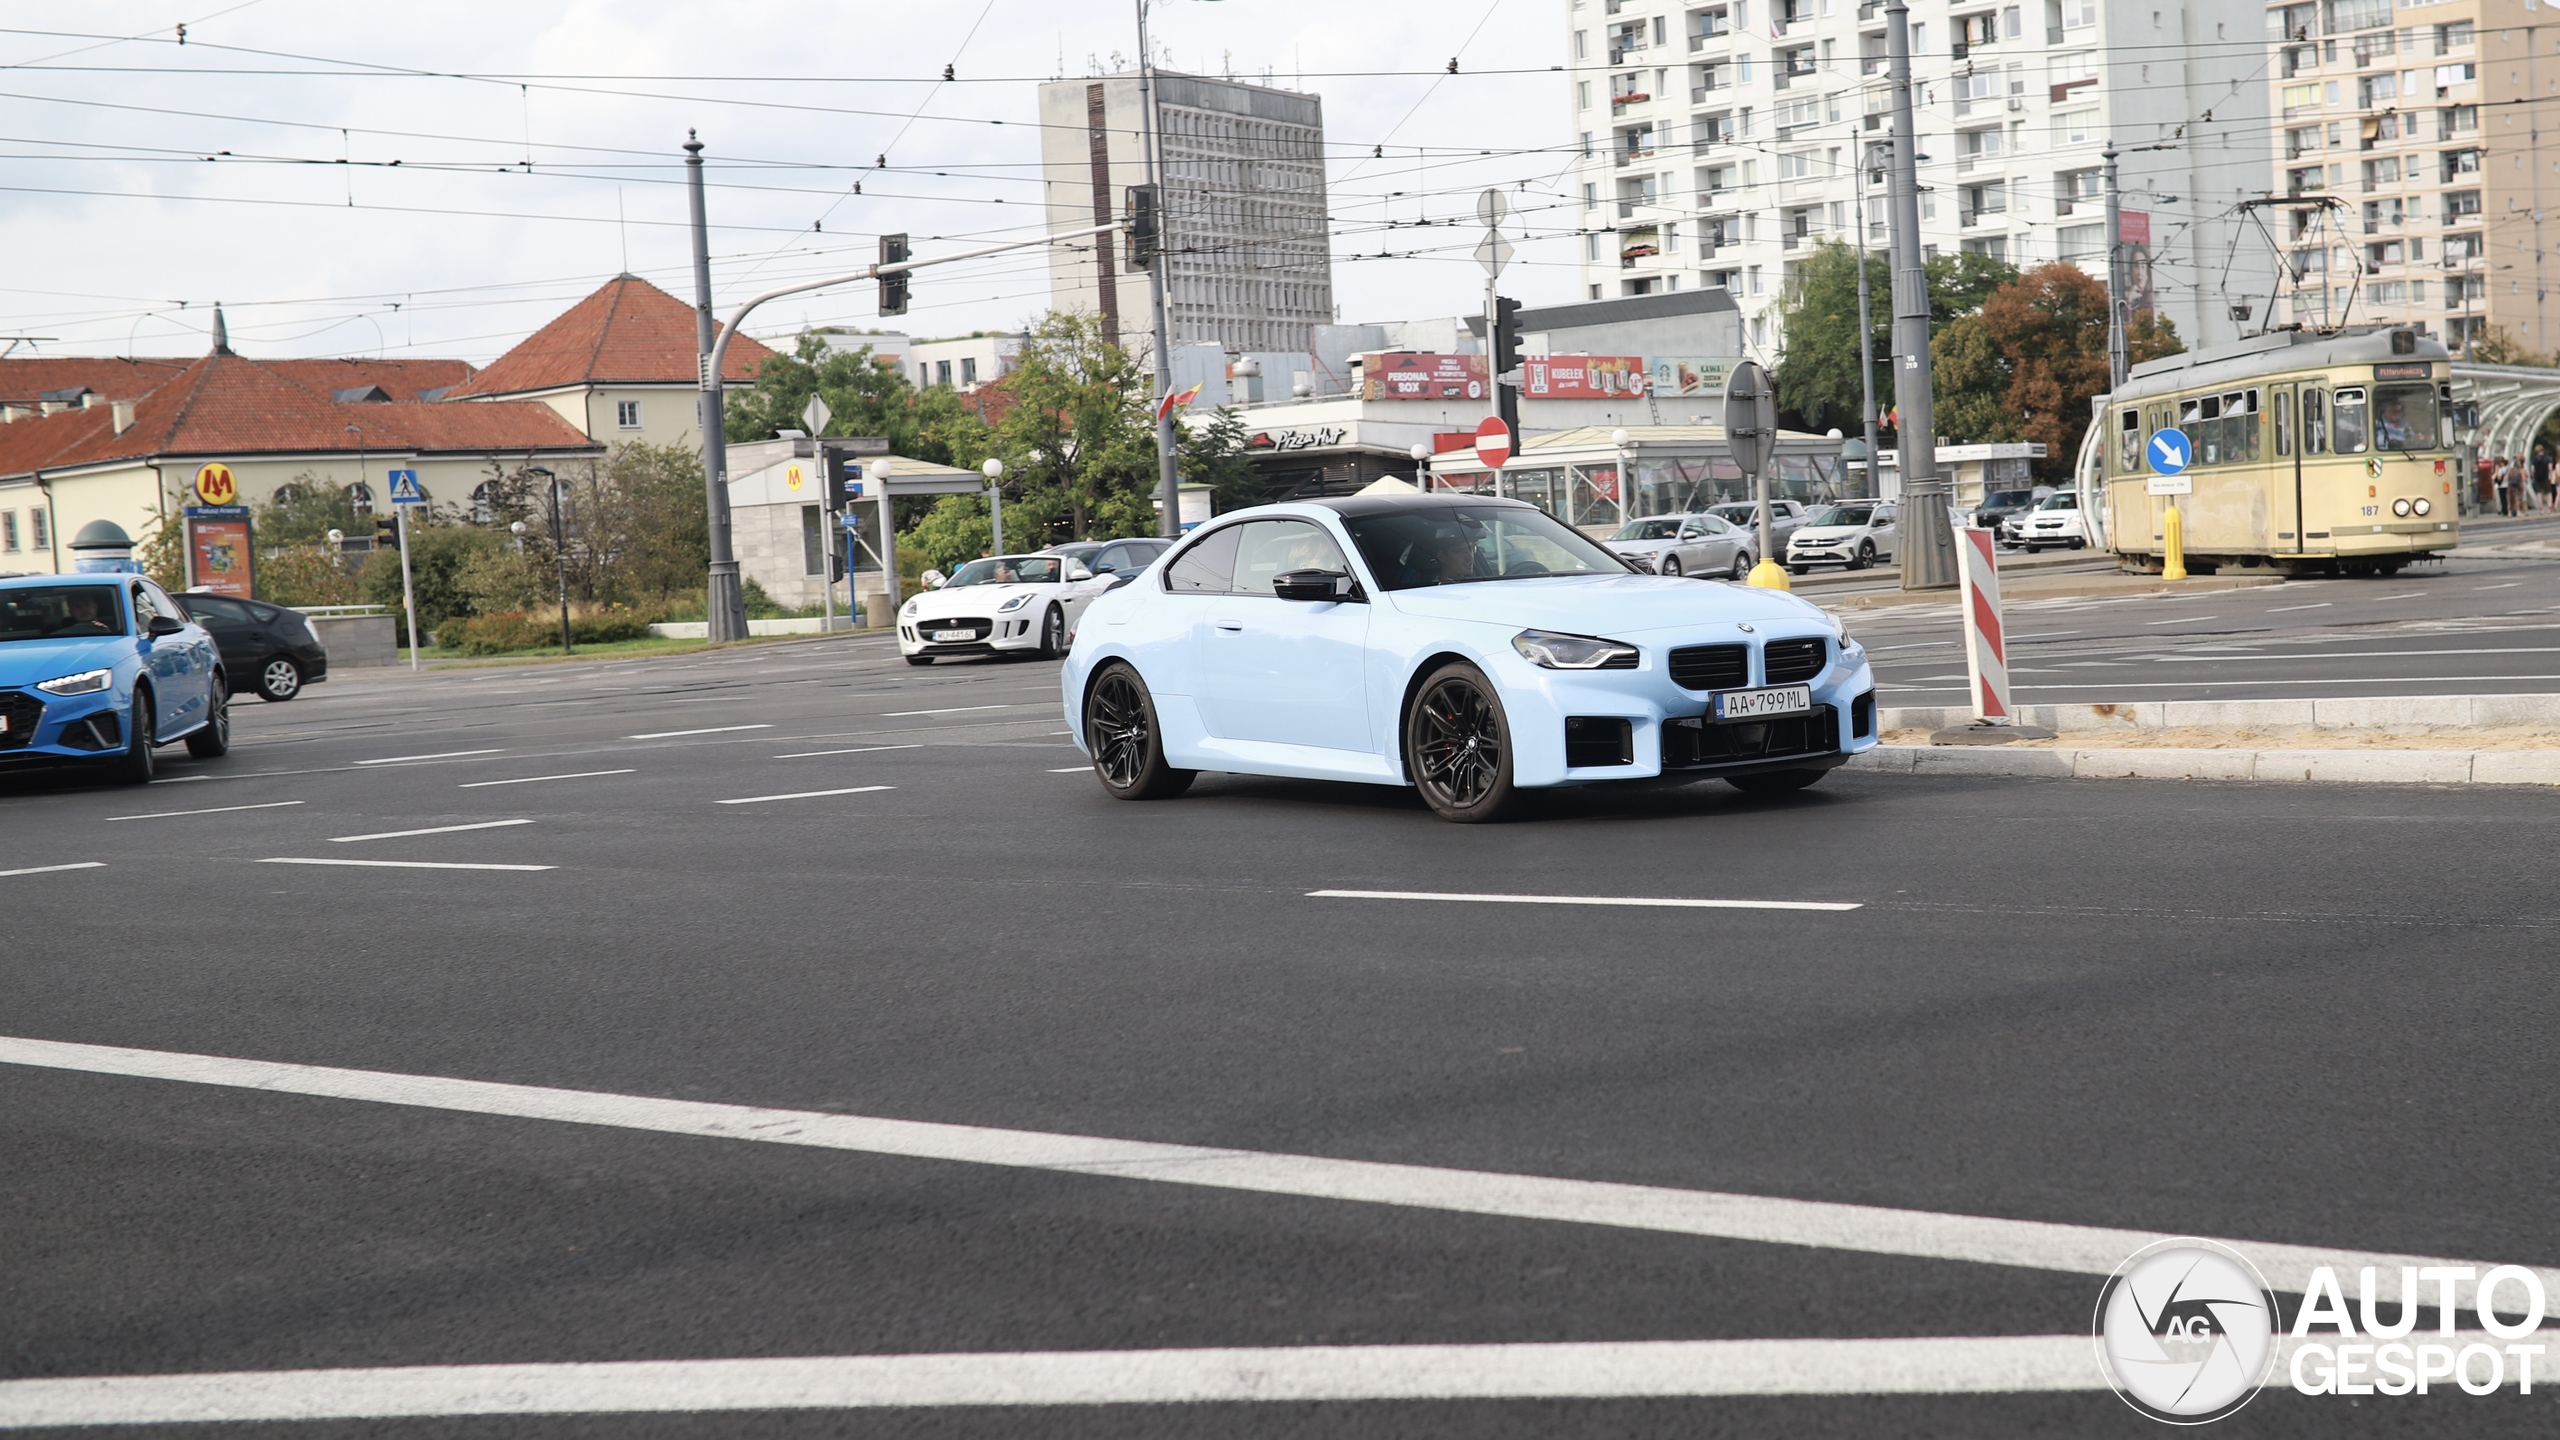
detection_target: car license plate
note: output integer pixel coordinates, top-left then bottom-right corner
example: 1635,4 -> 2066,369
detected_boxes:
1712,685 -> 1812,720
929,629 -> 974,642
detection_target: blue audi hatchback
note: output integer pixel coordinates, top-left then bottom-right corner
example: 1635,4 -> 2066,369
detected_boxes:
0,573 -> 229,783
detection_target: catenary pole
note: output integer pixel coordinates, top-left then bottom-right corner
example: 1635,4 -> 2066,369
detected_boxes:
1884,0 -> 1956,590
1855,144 -> 1884,504
2104,142 -> 2129,390
685,132 -> 747,643
1137,0 -> 1181,538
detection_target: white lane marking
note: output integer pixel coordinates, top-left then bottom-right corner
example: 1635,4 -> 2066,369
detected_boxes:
1311,889 -> 1860,913
0,862 -> 106,879
329,819 -> 533,844
0,1336 -> 2117,1425
351,749 -> 504,766
773,744 -> 923,759
107,801 -> 304,822
2141,615 -> 2219,625
1049,766 -> 1092,773
878,704 -> 1012,717
2145,645 -> 2560,663
714,785 -> 895,806
2475,582 -> 2524,591
458,770 -> 636,788
1874,673 -> 2560,694
0,1034 -> 2539,1313
2371,591 -> 2430,600
625,724 -> 772,739
2264,602 -> 2332,612
256,859 -> 554,871
145,775 -> 210,785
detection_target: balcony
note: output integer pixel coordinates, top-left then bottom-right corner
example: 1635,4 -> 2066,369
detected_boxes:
1611,90 -> 1651,108
1614,147 -> 1656,167
1691,84 -> 1722,103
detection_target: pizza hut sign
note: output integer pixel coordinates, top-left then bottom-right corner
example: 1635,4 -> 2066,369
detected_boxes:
1359,352 -> 1486,402
1247,425 -> 1351,452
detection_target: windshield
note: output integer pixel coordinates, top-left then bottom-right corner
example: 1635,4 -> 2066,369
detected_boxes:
1609,518 -> 1683,541
0,584 -> 126,643
2372,382 -> 2441,452
1707,505 -> 1755,522
1344,506 -> 1632,591
1985,491 -> 2033,508
1806,506 -> 1873,528
2038,493 -> 2078,510
944,557 -> 1064,587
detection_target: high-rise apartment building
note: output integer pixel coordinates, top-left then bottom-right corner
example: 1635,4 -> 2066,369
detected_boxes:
1561,0 -> 2275,358
2270,1 -> 2553,354
1039,71 -> 1335,359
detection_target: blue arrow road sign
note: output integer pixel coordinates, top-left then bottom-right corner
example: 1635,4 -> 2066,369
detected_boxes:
387,468 -> 425,505
2145,429 -> 2192,476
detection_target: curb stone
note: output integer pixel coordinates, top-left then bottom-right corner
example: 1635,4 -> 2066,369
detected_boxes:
1846,745 -> 2560,786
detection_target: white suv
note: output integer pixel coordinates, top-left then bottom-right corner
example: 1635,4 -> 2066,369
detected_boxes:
2014,493 -> 2087,552
1785,502 -> 1899,573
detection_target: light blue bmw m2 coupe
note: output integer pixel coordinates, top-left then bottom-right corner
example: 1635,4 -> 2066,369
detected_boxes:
1060,493 -> 1876,821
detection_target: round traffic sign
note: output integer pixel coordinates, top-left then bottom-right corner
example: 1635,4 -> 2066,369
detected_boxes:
2146,429 -> 2192,475
1473,416 -> 1512,470
193,462 -> 237,506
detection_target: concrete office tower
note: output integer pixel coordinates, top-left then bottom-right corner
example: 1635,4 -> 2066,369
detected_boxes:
1039,70 -> 1336,359
2271,2 -> 2552,353
1560,0 -> 2275,356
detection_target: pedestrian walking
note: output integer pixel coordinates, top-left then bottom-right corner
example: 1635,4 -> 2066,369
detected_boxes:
2493,457 -> 2516,516
2534,445 -> 2556,512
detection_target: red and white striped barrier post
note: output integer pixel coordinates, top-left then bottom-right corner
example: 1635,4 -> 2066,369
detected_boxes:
1935,528 -> 2054,743
1955,527 -> 2010,723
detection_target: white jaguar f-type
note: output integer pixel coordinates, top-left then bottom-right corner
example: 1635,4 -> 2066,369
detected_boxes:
1058,494 -> 1878,821
899,554 -> 1098,665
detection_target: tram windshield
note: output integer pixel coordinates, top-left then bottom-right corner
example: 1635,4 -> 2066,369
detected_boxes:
2372,383 -> 2441,451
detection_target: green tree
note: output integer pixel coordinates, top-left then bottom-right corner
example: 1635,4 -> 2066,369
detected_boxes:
978,311 -> 1157,543
359,519 -> 506,639
135,510 -> 187,592
1928,263 -> 2187,484
1179,405 -> 1260,515
1930,314 -> 2021,446
725,333 -> 989,466
251,473 -> 367,548
904,493 -> 995,572
1774,243 -> 2019,437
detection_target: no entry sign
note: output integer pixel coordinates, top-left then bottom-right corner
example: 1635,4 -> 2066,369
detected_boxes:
1473,416 -> 1513,470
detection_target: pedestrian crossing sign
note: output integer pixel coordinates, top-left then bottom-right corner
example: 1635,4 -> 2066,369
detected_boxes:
388,469 -> 424,505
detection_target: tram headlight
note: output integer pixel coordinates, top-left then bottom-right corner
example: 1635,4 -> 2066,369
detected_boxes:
2412,496 -> 2431,516
2391,497 -> 2413,518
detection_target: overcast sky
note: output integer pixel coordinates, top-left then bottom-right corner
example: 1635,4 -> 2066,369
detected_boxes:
3,0 -> 1579,365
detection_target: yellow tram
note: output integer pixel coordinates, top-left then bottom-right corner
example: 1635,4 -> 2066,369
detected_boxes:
2102,327 -> 2459,576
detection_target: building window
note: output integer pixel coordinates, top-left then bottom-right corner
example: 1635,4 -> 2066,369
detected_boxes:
29,510 -> 46,551
615,399 -> 641,430
1,511 -> 16,552
961,357 -> 978,385
802,506 -> 826,576
2057,223 -> 2104,261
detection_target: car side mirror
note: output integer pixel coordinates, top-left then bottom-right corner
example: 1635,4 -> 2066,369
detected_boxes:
921,569 -> 946,589
147,615 -> 187,637
1065,562 -> 1094,581
1090,563 -> 1117,575
1272,568 -> 1355,602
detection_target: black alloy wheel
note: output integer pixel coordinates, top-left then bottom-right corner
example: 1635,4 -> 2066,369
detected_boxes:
1038,604 -> 1066,659
1726,768 -> 1825,795
257,656 -> 302,701
111,686 -> 155,784
1852,539 -> 1878,570
1660,555 -> 1683,577
1085,664 -> 1194,800
1730,552 -> 1753,582
185,675 -> 231,758
1405,662 -> 1519,823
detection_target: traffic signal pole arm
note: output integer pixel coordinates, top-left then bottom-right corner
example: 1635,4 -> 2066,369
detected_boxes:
700,223 -> 1122,392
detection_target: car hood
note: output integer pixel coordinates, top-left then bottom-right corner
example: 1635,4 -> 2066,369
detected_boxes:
0,635 -> 125,684
907,583 -> 1058,620
1383,573 -> 1831,638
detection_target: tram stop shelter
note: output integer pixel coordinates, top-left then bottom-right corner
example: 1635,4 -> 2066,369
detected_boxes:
1420,424 -> 1860,536
2451,363 -> 2560,506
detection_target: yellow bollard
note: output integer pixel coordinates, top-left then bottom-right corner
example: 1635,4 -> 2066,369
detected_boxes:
2162,501 -> 2186,581
1747,555 -> 1792,591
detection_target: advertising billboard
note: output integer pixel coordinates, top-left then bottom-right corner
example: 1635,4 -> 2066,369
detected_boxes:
1521,356 -> 1648,399
183,505 -> 253,599
1648,356 -> 1748,399
1359,352 -> 1486,402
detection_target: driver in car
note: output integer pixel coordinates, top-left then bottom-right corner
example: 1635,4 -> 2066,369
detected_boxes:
1431,530 -> 1480,583
2376,397 -> 2413,449
54,589 -> 114,636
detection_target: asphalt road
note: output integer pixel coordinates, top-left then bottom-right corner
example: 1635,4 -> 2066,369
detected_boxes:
1851,514 -> 2560,705
3,633 -> 2556,1436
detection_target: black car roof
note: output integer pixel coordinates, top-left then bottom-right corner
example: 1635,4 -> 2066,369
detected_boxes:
1302,494 -> 1537,519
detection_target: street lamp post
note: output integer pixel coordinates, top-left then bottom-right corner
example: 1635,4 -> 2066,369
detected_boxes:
1409,442 -> 1432,489
1135,0 -> 1181,539
1610,427 -> 1632,529
1855,142 -> 1889,502
1883,0 -> 1957,589
982,457 -> 1006,555
528,465 -> 568,654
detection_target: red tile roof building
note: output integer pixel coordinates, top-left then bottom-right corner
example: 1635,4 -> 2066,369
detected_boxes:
450,275 -> 773,450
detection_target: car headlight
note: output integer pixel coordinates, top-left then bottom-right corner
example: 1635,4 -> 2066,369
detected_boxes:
1512,629 -> 1640,670
2391,497 -> 2412,517
997,593 -> 1033,612
901,598 -> 920,617
36,668 -> 112,696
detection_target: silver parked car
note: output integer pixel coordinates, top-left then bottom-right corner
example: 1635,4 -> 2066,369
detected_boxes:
1603,512 -> 1758,580
1705,499 -> 1809,554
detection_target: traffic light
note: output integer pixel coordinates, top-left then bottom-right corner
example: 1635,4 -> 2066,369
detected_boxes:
1490,295 -> 1523,378
878,233 -> 909,316
1125,184 -> 1160,271
820,442 -> 859,509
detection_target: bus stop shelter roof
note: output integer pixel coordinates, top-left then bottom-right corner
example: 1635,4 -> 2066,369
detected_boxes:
2452,363 -> 2560,459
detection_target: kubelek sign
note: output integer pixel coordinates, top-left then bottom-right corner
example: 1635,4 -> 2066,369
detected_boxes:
1520,356 -> 1647,400
1359,352 -> 1749,405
